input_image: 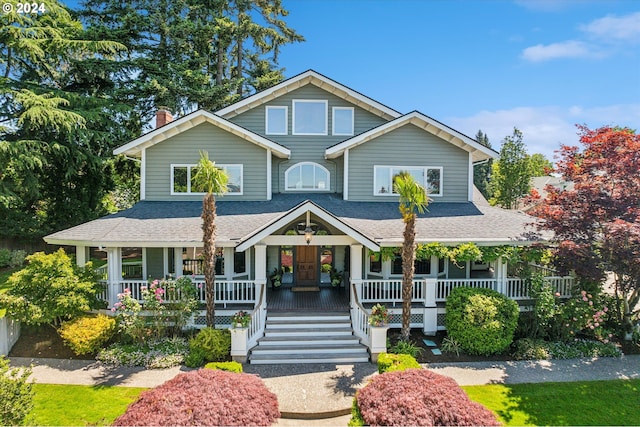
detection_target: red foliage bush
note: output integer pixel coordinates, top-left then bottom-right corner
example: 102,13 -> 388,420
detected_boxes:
113,369 -> 280,426
356,369 -> 500,426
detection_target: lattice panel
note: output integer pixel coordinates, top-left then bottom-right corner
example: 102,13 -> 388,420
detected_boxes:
389,313 -> 423,324
437,313 -> 446,327
193,315 -> 232,326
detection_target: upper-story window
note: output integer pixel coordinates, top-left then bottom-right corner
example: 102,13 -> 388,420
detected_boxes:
265,106 -> 288,135
171,164 -> 243,195
292,100 -> 328,135
285,162 -> 330,191
332,107 -> 354,136
374,166 -> 442,197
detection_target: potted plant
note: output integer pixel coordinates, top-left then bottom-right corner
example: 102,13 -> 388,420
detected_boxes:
369,303 -> 389,326
231,310 -> 251,328
330,268 -> 343,287
269,268 -> 282,289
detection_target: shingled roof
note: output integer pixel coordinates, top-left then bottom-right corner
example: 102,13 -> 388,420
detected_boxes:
44,193 -> 546,248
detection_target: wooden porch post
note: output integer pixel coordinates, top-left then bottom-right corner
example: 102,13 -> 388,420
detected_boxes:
174,247 -> 183,277
75,245 -> 89,267
106,247 -> 122,308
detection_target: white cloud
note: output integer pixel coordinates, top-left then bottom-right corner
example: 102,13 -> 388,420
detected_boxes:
447,104 -> 640,161
580,12 -> 640,42
521,40 -> 600,62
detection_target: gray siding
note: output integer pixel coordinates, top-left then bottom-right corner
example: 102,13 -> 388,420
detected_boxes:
145,122 -> 268,201
230,85 -> 388,194
348,124 -> 470,202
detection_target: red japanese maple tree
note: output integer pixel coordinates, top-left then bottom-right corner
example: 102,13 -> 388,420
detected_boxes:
532,125 -> 640,336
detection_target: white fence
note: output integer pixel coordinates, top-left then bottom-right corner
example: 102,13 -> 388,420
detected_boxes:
0,317 -> 20,356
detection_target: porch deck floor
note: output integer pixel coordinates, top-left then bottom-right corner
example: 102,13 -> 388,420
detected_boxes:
267,285 -> 350,312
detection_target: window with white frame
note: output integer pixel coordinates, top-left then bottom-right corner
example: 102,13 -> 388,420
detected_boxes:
332,107 -> 354,135
374,166 -> 442,196
171,164 -> 243,195
265,105 -> 287,135
285,162 -> 330,191
292,100 -> 328,135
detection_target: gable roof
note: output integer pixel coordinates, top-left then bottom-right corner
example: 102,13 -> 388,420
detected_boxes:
325,111 -> 499,163
215,69 -> 402,121
113,109 -> 291,158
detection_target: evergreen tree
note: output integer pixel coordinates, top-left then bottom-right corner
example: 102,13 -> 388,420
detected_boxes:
473,130 -> 493,199
489,128 -> 533,210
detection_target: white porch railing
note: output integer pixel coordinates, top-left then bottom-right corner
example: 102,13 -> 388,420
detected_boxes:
355,276 -> 575,306
350,282 -> 370,346
100,279 -> 259,308
247,282 -> 267,349
354,279 -> 426,306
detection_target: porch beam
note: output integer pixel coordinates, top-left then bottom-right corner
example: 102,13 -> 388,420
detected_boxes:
262,235 -> 357,246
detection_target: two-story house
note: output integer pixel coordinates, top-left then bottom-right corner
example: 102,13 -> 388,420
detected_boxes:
45,70 -> 569,363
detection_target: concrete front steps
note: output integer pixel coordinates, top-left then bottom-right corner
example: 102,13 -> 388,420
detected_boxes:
249,311 -> 370,364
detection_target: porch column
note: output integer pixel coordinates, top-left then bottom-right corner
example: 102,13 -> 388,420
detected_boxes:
106,247 -> 122,308
224,247 -> 234,280
423,278 -> 438,335
495,256 -> 507,295
254,244 -> 267,283
350,244 -> 363,281
75,245 -> 89,267
174,247 -> 183,277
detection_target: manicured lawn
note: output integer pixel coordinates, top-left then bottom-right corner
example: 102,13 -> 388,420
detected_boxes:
463,379 -> 640,426
30,384 -> 146,426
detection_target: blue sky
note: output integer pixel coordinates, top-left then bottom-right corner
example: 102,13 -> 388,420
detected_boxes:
276,0 -> 640,161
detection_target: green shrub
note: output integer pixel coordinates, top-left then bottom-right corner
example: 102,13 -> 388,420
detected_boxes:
440,336 -> 462,357
445,287 -> 519,356
348,394 -> 365,426
389,339 -> 423,358
204,361 -> 243,373
187,328 -> 231,367
377,352 -> 421,373
512,338 -> 550,360
0,249 -> 27,269
59,314 -> 117,356
0,356 -> 34,426
96,337 -> 189,368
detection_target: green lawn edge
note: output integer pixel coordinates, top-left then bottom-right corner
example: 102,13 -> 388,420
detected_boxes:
463,379 -> 640,426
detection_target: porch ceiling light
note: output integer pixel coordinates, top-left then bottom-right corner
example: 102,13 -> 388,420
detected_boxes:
304,226 -> 313,245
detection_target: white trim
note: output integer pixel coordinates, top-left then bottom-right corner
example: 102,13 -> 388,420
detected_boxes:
113,109 -> 290,159
266,149 -> 272,200
325,111 -> 498,162
332,106 -> 354,136
373,165 -> 443,197
216,70 -> 401,121
343,149 -> 349,200
292,99 -> 328,135
284,162 -> 330,192
170,163 -> 243,196
262,235 -> 356,246
140,148 -> 146,200
468,152 -> 474,202
265,105 -> 288,135
235,201 -> 379,252
162,247 -> 169,278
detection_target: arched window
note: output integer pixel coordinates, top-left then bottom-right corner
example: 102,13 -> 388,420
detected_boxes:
285,162 -> 330,191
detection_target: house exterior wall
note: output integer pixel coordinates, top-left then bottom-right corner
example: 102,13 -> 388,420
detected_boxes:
347,124 -> 470,202
146,248 -> 164,279
229,85 -> 387,194
145,122 -> 268,201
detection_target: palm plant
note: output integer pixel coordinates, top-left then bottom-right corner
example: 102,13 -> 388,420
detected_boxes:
191,151 -> 229,327
394,172 -> 429,340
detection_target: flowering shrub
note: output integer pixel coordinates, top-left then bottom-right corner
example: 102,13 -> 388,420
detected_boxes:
113,369 -> 280,426
112,288 -> 146,343
163,276 -> 199,331
96,337 -> 188,368
555,290 -> 613,342
355,369 -> 499,426
231,310 -> 251,328
58,314 -> 116,355
369,303 -> 388,326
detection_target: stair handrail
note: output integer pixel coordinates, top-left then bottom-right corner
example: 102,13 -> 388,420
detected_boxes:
247,281 -> 267,348
350,280 -> 371,345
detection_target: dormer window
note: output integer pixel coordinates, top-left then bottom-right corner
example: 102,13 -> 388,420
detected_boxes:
285,162 -> 330,191
292,100 -> 328,135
